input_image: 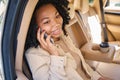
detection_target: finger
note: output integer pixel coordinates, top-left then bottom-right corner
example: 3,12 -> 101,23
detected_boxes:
36,28 -> 48,50
37,28 -> 47,47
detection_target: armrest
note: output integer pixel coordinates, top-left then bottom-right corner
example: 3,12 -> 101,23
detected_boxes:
113,48 -> 120,64
80,43 -> 115,62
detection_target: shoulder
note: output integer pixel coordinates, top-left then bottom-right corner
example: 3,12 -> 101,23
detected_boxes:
61,34 -> 74,44
25,46 -> 49,56
25,47 -> 39,54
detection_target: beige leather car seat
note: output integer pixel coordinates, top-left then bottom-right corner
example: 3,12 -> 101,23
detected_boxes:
79,0 -> 120,46
66,0 -> 120,79
15,0 -> 38,79
66,0 -> 92,49
15,0 -> 120,79
67,0 -> 120,61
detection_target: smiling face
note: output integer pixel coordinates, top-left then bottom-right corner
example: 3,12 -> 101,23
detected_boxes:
36,4 -> 63,39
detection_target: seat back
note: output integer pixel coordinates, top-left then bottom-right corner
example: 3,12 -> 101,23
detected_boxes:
65,0 -> 91,48
15,0 -> 38,79
67,0 -> 115,45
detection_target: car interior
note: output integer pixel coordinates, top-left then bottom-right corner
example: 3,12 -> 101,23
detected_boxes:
14,0 -> 120,79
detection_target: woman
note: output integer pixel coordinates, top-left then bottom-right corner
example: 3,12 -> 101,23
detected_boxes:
25,0 -> 112,80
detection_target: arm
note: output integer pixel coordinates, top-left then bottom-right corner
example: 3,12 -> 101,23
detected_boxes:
25,50 -> 68,80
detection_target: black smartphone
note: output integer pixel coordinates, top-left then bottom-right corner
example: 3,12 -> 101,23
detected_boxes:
40,28 -> 54,44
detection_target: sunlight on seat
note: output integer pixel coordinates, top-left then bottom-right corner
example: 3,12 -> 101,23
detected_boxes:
88,15 -> 102,44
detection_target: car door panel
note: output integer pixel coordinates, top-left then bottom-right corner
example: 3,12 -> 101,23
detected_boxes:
105,13 -> 120,41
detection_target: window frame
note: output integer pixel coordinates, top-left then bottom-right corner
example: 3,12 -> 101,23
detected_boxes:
1,0 -> 28,80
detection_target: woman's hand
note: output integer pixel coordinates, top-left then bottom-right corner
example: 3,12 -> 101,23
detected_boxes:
37,27 -> 59,56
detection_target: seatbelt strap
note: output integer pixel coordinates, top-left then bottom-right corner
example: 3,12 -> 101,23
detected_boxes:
99,0 -> 108,42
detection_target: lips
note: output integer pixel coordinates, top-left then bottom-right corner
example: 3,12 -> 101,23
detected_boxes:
52,28 -> 61,35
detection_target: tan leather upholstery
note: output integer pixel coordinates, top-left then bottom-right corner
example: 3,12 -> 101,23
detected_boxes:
65,15 -> 89,48
81,43 -> 115,62
92,0 -> 107,22
105,14 -> 120,25
67,0 -> 120,68
15,0 -> 120,79
69,0 -> 89,19
15,0 -> 38,79
73,0 -> 89,14
68,3 -> 75,19
92,0 -> 120,42
107,24 -> 120,41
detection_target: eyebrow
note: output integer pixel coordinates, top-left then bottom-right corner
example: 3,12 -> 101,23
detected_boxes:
40,17 -> 49,22
40,11 -> 58,22
55,11 -> 58,15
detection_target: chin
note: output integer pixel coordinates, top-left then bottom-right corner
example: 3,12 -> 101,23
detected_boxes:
53,34 -> 60,38
52,33 -> 62,38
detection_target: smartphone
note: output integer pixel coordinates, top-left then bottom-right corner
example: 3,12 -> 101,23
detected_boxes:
40,28 -> 54,44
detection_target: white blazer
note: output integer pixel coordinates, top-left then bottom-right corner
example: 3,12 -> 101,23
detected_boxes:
25,34 -> 101,80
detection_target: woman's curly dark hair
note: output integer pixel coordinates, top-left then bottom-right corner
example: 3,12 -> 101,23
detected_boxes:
25,0 -> 70,51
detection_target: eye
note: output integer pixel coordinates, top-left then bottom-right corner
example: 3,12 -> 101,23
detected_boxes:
43,20 -> 50,24
56,13 -> 61,18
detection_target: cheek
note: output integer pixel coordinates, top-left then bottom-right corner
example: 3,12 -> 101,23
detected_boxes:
40,26 -> 51,33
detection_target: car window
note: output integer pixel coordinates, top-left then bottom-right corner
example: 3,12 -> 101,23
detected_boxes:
104,0 -> 120,13
89,0 -> 94,3
0,0 -> 9,79
108,0 -> 120,7
89,0 -> 94,5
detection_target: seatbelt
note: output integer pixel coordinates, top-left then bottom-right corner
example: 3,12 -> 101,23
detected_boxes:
99,0 -> 108,42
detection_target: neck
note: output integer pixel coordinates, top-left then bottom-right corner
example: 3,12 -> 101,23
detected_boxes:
53,37 -> 60,42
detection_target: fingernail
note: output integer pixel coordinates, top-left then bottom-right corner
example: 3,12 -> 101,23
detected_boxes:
42,30 -> 45,32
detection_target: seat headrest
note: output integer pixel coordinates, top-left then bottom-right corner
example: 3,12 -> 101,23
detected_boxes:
68,0 -> 89,19
74,0 -> 89,14
79,0 -> 89,14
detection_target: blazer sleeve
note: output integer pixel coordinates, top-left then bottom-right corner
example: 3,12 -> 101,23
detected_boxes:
25,49 -> 68,80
